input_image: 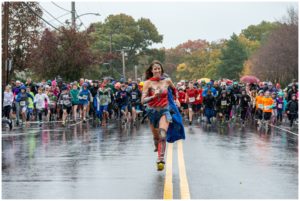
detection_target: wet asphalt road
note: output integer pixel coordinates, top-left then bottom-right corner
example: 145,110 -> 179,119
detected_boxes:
2,120 -> 298,199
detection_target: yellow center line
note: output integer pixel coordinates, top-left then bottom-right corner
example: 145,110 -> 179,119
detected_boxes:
163,143 -> 173,199
178,140 -> 191,199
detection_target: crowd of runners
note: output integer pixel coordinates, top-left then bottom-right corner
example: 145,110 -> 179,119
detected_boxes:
2,68 -> 298,171
2,75 -> 298,131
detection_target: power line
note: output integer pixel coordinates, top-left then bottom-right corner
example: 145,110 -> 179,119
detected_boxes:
49,12 -> 70,23
12,5 -> 61,50
23,2 -> 61,32
39,4 -> 65,26
51,1 -> 71,13
75,11 -> 87,30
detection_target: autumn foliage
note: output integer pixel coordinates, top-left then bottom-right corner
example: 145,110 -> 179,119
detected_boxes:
248,8 -> 298,86
3,3 -> 298,85
31,28 -> 94,81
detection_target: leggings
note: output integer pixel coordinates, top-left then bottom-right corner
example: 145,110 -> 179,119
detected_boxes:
288,113 -> 297,127
277,109 -> 283,122
3,105 -> 11,119
205,108 -> 215,124
36,109 -> 45,122
240,108 -> 248,121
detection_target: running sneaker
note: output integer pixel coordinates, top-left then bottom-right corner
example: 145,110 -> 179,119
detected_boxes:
157,160 -> 165,171
8,120 -> 12,130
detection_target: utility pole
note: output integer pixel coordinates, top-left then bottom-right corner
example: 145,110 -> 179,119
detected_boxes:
71,2 -> 76,29
121,50 -> 126,80
134,65 -> 137,82
3,2 -> 9,86
109,33 -> 113,77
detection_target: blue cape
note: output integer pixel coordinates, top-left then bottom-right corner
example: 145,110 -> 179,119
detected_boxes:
166,88 -> 186,143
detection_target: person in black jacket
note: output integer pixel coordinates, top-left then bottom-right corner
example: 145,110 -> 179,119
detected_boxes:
203,90 -> 216,125
231,82 -> 241,119
89,81 -> 99,119
239,88 -> 251,126
216,90 -> 231,123
286,94 -> 298,127
226,87 -> 235,120
287,84 -> 298,101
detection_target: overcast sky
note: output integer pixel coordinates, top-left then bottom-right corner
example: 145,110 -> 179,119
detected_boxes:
39,1 -> 298,48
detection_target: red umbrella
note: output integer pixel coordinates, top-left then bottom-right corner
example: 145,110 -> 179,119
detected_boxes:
225,79 -> 233,85
240,75 -> 260,84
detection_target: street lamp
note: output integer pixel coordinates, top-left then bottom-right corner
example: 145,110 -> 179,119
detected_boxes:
72,12 -> 101,29
75,12 -> 101,19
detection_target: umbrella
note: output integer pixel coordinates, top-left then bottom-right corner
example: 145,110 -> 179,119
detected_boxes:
225,79 -> 233,85
198,78 -> 210,83
240,75 -> 260,84
138,81 -> 144,91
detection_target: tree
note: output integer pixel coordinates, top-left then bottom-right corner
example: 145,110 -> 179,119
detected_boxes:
2,2 -> 43,72
241,20 -> 280,42
31,28 -> 94,81
137,48 -> 165,79
176,39 -> 209,53
165,39 -> 209,80
238,34 -> 260,56
88,14 -> 163,79
216,33 -> 248,79
249,7 -> 298,86
31,28 -> 59,79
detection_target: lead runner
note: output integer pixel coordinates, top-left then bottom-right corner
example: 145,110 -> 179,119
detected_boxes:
142,60 -> 185,171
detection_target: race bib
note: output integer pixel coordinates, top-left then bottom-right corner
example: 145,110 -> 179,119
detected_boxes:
82,95 -> 88,100
264,105 -> 271,110
189,97 -> 195,103
221,100 -> 227,106
258,104 -> 263,109
132,94 -> 137,99
278,104 -> 282,109
37,102 -> 44,108
20,101 -> 26,106
100,99 -> 106,104
63,100 -> 71,105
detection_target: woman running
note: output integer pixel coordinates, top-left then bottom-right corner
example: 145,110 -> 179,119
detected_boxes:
129,82 -> 142,126
186,81 -> 198,125
34,87 -> 50,126
58,86 -> 72,126
78,83 -> 91,123
3,85 -> 14,121
70,82 -> 79,122
141,60 -> 180,171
